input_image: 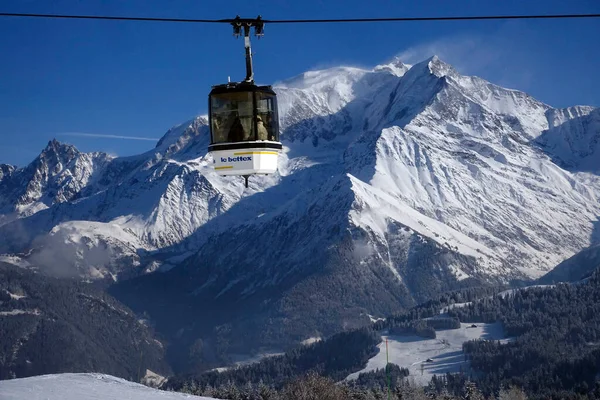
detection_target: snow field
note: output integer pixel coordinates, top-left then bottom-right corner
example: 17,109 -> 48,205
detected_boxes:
0,373 -> 217,400
346,322 -> 507,385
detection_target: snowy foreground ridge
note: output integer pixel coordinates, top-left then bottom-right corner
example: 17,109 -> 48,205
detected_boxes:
0,373 -> 217,400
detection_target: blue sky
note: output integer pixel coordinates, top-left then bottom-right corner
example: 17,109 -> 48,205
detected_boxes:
1,0 -> 599,166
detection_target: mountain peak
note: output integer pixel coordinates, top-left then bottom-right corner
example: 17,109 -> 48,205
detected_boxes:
423,55 -> 456,78
0,164 -> 16,183
373,56 -> 410,77
41,139 -> 78,157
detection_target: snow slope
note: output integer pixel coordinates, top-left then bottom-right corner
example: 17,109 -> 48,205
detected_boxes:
346,322 -> 508,385
0,373 -> 216,400
24,221 -> 150,279
538,242 -> 600,284
538,107 -> 600,172
357,58 -> 600,275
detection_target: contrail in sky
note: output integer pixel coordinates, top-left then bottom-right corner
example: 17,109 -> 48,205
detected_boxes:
60,132 -> 159,141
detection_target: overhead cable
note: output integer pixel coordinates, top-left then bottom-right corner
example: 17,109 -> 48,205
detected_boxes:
0,12 -> 599,24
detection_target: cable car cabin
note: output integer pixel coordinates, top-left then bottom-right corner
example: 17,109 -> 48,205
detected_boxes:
208,82 -> 282,177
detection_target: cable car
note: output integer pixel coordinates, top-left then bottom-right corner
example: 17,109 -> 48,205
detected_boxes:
208,16 -> 282,187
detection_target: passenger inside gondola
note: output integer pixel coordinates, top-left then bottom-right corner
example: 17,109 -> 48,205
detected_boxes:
264,113 -> 274,140
228,116 -> 245,142
256,115 -> 268,140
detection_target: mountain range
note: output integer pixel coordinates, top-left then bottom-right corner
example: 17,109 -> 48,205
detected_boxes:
1,55 -> 599,371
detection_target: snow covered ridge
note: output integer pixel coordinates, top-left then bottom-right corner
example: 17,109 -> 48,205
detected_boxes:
0,373 -> 216,400
0,55 -> 598,283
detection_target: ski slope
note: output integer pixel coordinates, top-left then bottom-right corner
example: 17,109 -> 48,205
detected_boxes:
346,322 -> 508,385
0,373 -> 217,400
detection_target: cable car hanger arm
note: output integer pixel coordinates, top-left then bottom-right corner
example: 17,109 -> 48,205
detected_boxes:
230,16 -> 263,83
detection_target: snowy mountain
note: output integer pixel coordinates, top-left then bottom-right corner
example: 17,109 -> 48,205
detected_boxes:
0,140 -> 113,224
1,55 -> 599,365
537,106 -> 600,172
0,373 -> 215,400
0,118 -> 245,279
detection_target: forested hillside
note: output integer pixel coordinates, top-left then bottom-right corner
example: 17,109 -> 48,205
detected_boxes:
166,286 -> 503,392
445,277 -> 600,398
170,273 -> 600,399
0,263 -> 170,380
5,256 -> 600,399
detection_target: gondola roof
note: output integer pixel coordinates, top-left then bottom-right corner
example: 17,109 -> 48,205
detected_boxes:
209,81 -> 276,95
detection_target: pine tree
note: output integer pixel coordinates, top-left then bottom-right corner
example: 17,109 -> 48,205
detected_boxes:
463,381 -> 484,400
498,385 -> 527,400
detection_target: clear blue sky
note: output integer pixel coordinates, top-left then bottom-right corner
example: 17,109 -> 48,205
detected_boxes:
1,0 -> 599,166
